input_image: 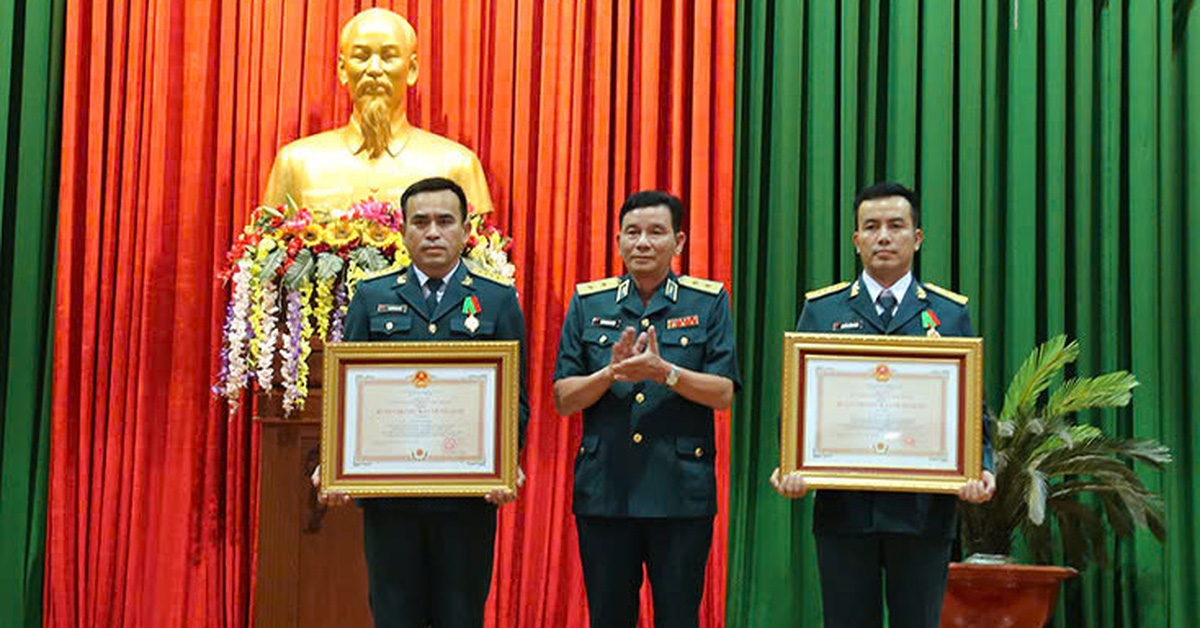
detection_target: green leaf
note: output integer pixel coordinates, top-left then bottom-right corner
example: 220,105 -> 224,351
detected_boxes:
315,252 -> 345,281
1000,335 -> 1077,425
1026,469 -> 1048,525
350,246 -> 389,272
1046,371 -> 1138,418
283,249 -> 315,289
255,248 -> 286,282
285,193 -> 301,215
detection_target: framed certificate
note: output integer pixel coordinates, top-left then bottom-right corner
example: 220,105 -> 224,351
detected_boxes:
780,333 -> 983,493
320,341 -> 520,497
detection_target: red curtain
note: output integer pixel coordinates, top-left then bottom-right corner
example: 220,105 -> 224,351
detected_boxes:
48,1 -> 735,626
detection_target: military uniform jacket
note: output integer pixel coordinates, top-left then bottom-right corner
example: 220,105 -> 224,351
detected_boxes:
554,272 -> 741,518
344,262 -> 530,513
797,275 -> 994,540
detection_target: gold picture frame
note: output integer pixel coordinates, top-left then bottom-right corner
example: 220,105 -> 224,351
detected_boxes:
780,332 -> 984,493
321,341 -> 520,497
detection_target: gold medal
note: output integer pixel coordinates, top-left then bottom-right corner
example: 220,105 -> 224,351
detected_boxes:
465,313 -> 480,334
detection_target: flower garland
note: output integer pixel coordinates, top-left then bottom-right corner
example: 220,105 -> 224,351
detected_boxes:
216,260 -> 254,408
214,198 -> 514,414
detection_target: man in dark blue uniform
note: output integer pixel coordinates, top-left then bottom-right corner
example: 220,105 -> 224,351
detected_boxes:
771,182 -> 995,628
553,191 -> 741,628
320,177 -> 528,628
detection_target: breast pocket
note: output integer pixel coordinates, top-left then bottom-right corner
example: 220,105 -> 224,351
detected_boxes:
369,313 -> 412,339
660,327 -> 707,370
449,316 -> 496,337
574,434 -> 602,499
581,327 -> 618,366
675,436 -> 716,499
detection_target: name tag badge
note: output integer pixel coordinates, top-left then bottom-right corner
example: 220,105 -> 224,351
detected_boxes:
591,317 -> 621,329
377,304 -> 408,314
833,320 -> 862,331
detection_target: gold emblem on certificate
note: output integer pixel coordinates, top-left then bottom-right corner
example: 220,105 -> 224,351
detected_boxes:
780,333 -> 984,494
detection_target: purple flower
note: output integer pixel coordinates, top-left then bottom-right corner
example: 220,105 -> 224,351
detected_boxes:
330,281 -> 348,343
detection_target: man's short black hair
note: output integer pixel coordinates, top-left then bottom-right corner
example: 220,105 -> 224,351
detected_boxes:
401,177 -> 469,221
619,190 -> 684,232
853,181 -> 921,228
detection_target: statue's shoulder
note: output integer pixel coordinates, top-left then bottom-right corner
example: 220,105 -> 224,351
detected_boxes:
276,128 -> 346,159
411,128 -> 480,164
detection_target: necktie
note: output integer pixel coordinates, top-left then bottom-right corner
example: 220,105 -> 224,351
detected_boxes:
424,277 -> 443,315
878,289 -> 897,327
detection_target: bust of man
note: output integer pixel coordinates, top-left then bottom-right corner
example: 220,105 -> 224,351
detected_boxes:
262,8 -> 494,217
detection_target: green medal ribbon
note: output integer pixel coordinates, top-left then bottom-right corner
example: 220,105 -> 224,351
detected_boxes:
462,295 -> 481,316
921,309 -> 941,329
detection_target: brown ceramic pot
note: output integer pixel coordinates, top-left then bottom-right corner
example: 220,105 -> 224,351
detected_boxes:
940,562 -> 1079,628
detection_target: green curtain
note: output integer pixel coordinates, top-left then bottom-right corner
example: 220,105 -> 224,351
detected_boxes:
0,0 -> 65,626
729,1 -> 1200,626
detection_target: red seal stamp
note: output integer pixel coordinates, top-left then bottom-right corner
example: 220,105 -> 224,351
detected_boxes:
414,370 -> 431,388
443,437 -> 458,452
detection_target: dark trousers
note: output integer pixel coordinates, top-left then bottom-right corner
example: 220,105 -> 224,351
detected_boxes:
361,502 -> 498,628
814,533 -> 954,628
575,515 -> 714,628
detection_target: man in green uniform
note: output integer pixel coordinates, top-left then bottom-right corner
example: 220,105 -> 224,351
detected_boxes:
553,190 -> 740,628
771,182 -> 994,628
335,177 -> 528,627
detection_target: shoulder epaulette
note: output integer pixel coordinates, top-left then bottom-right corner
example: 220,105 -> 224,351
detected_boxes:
678,275 -> 724,295
805,281 -> 851,301
576,277 -> 622,296
361,266 -> 405,283
924,282 -> 969,305
466,264 -> 515,287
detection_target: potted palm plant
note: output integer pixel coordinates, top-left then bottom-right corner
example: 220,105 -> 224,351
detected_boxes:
941,336 -> 1171,628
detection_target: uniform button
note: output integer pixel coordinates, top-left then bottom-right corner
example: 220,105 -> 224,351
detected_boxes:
635,393 -> 646,404
599,335 -> 608,344
385,321 -> 394,331
680,336 -> 689,346
579,445 -> 585,454
641,318 -> 650,328
694,447 -> 704,458
632,432 -> 643,444
428,323 -> 437,334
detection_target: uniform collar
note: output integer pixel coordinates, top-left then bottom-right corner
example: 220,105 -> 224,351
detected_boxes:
860,270 -> 913,308
392,261 -> 474,321
616,271 -> 679,318
849,272 -> 929,333
410,260 -> 461,291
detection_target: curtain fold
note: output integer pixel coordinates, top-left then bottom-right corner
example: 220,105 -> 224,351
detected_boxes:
729,1 -> 1200,626
0,0 -> 66,626
48,1 -> 735,625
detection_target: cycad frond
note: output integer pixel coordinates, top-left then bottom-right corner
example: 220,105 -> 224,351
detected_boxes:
1046,372 -> 1138,418
1000,335 -> 1077,425
961,336 -> 1170,568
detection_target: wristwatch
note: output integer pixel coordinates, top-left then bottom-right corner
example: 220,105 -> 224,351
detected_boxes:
664,363 -> 681,388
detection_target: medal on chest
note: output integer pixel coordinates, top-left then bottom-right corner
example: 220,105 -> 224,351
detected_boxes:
462,295 -> 482,334
922,309 -> 942,337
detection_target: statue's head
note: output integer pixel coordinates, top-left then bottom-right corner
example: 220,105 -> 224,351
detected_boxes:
338,9 -> 419,157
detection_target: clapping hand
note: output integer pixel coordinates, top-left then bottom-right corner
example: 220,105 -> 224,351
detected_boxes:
611,326 -> 670,383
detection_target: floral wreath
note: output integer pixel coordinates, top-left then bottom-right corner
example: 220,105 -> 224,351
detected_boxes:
213,197 -> 515,414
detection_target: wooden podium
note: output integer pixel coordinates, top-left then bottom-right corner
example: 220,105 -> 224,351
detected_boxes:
254,344 -> 374,626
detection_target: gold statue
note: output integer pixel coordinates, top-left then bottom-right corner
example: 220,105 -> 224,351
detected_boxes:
263,8 -> 494,216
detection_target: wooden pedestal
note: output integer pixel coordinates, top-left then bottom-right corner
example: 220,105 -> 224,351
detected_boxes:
254,347 -> 374,627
